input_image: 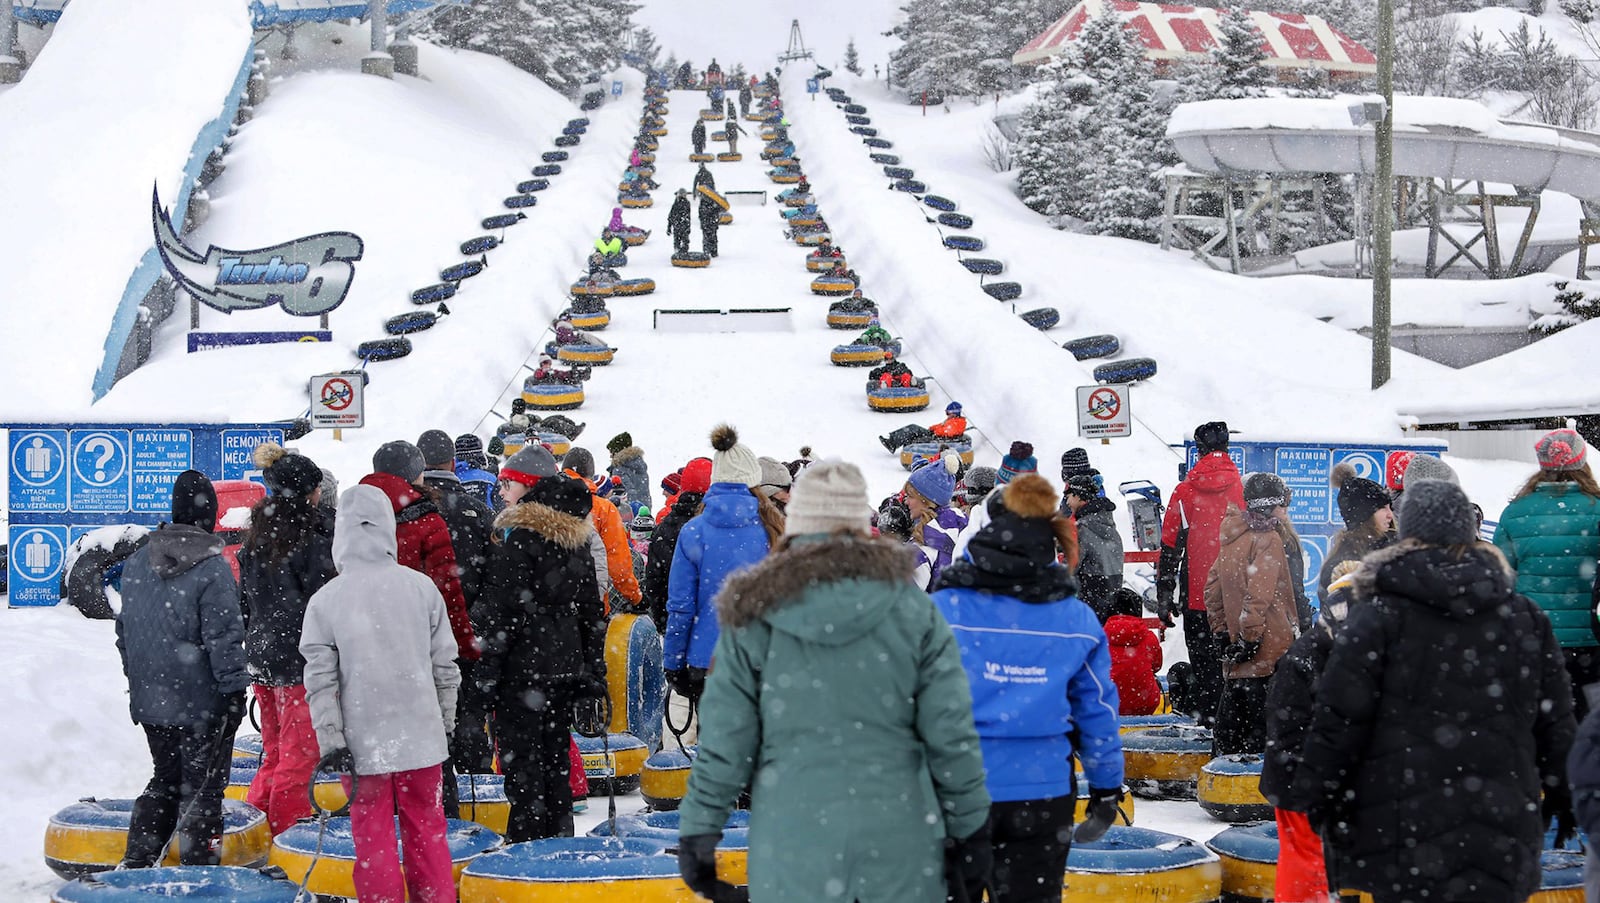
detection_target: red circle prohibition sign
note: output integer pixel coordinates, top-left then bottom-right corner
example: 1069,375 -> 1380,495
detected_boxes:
320,378 -> 354,411
1087,387 -> 1121,421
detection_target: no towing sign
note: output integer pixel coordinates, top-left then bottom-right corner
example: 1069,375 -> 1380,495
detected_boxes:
309,372 -> 364,429
1076,384 -> 1132,439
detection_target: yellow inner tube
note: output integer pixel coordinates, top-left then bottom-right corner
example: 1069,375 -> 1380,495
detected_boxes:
1064,858 -> 1222,903
522,387 -> 585,409
1215,851 -> 1276,902
868,392 -> 931,412
640,762 -> 692,805
460,872 -> 693,903
558,347 -> 614,364
45,801 -> 271,875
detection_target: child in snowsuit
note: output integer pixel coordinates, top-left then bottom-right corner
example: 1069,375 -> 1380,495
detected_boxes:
879,401 -> 966,453
854,322 -> 894,348
1103,588 -> 1163,716
868,352 -> 915,389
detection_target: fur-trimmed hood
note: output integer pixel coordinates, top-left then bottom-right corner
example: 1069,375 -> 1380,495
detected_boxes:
1352,536 -> 1513,615
493,498 -> 593,550
610,446 -> 644,465
715,533 -> 916,630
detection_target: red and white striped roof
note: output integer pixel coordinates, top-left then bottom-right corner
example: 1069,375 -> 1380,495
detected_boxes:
1013,0 -> 1377,75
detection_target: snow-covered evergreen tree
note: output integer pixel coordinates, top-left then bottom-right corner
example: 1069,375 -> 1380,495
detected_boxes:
845,38 -> 864,75
417,0 -> 639,94
1211,6 -> 1269,97
631,26 -> 661,71
1013,58 -> 1082,221
1082,32 -> 1164,240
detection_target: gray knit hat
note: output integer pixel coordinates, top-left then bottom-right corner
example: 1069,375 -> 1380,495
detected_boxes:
756,456 -> 793,496
1401,454 -> 1458,486
500,444 -> 558,487
1398,479 -> 1477,545
372,441 -> 425,483
961,466 -> 998,504
417,429 -> 456,468
785,460 -> 872,536
563,447 -> 596,479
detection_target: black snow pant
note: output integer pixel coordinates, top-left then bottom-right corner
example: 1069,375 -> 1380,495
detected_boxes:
693,133 -> 706,154
445,658 -> 495,819
672,229 -> 690,255
1213,675 -> 1271,756
701,223 -> 719,257
953,795 -> 1075,903
1563,645 -> 1600,722
123,707 -> 243,867
494,688 -> 575,843
1183,607 -> 1224,729
885,424 -> 937,451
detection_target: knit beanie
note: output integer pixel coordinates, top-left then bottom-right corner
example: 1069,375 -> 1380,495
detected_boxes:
607,432 -> 634,456
709,424 -> 762,487
756,456 -> 793,494
1243,472 -> 1289,511
171,470 -> 218,533
528,473 -> 593,519
1401,454 -> 1458,487
680,457 -> 714,495
500,444 -> 558,488
318,468 -> 340,508
1194,421 -> 1230,456
785,459 -> 872,536
563,447 -> 596,480
906,451 -> 961,508
455,434 -> 488,470
629,514 -> 656,539
662,470 -> 683,496
1398,479 -> 1477,546
960,466 -> 997,504
417,430 -> 456,468
1065,474 -> 1101,501
1536,428 -> 1588,472
1331,462 -> 1390,528
372,441 -> 425,483
252,442 -> 321,499
1384,450 -> 1414,491
997,441 -> 1037,485
1061,447 -> 1094,481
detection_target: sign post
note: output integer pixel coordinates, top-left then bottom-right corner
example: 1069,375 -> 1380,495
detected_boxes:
309,372 -> 364,440
612,79 -> 623,98
1075,384 -> 1132,441
806,78 -> 819,101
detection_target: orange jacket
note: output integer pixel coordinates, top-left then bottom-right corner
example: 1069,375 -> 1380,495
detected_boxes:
566,470 -> 642,604
930,416 -> 967,438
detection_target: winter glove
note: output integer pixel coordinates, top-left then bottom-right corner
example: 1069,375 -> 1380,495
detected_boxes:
665,669 -> 693,699
678,833 -> 743,902
1075,787 -> 1125,843
943,824 -> 993,901
1212,632 -> 1233,657
1545,783 -> 1578,849
1225,639 -> 1262,665
576,671 -> 610,702
222,692 -> 249,722
317,747 -> 356,777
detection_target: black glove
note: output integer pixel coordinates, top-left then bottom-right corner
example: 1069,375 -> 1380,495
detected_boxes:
678,833 -> 742,901
665,669 -> 693,699
577,671 -> 609,702
1545,783 -> 1577,848
222,691 -> 248,721
317,747 -> 355,776
1075,787 -> 1124,843
1212,632 -> 1233,657
1225,639 -> 1262,665
666,667 -> 706,700
943,824 -> 992,900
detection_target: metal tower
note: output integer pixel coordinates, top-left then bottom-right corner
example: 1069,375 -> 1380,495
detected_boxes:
779,19 -> 814,63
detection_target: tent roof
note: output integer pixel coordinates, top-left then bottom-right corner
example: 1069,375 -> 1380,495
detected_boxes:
1013,0 -> 1377,74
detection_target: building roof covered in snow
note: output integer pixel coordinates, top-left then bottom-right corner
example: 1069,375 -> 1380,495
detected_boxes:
1012,0 -> 1377,76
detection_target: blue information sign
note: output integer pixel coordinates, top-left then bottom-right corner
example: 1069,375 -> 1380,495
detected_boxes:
611,80 -> 623,97
8,525 -> 68,606
1273,446 -> 1331,527
9,429 -> 68,513
130,429 -> 194,514
806,78 -> 819,94
221,428 -> 283,482
69,430 -> 131,513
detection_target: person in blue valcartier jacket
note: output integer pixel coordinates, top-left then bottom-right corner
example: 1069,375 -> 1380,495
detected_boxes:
663,424 -> 781,736
932,472 -> 1125,903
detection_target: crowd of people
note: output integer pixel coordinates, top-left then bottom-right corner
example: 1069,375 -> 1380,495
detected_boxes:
105,415 -> 1600,903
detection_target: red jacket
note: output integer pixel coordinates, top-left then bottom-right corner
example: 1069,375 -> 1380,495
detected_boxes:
1158,451 -> 1245,611
358,472 -> 479,660
1103,615 -> 1163,716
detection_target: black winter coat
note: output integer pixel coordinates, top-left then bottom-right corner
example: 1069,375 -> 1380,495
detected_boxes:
236,508 -> 337,686
476,497 -> 606,711
698,198 -> 720,229
667,197 -> 692,238
1291,539 -> 1575,903
423,471 -> 494,615
1570,700 -> 1600,841
1258,625 -> 1330,807
642,491 -> 704,633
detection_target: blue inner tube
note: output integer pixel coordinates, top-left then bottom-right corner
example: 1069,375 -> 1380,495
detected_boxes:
846,114 -> 872,125
844,104 -> 867,114
567,118 -> 590,129
1094,357 -> 1159,383
852,126 -> 879,137
518,178 -> 550,193
386,311 -> 439,335
274,817 -> 501,862
458,773 -> 507,802
983,282 -> 1022,301
1064,334 -> 1122,360
504,194 -> 538,209
1205,821 -> 1278,864
869,153 -> 901,165
562,125 -> 587,136
482,213 -> 525,229
1122,724 -> 1208,751
460,236 -> 500,255
619,191 -> 651,203
358,337 -> 412,362
868,385 -> 929,401
938,212 -> 973,229
1021,308 -> 1059,330
532,164 -> 562,177
943,236 -> 984,252
961,258 -> 1003,275
864,138 -> 893,149
554,134 -> 580,147
924,195 -> 958,212
52,866 -> 305,902
411,283 -> 458,304
893,180 -> 926,194
442,260 -> 486,282
884,166 -> 915,180
542,151 -> 569,163
591,811 -> 750,849
463,837 -> 672,880
1068,825 -> 1217,874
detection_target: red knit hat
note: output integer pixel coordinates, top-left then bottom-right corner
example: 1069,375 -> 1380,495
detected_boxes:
1537,428 -> 1588,472
1384,450 -> 1414,492
680,457 -> 714,495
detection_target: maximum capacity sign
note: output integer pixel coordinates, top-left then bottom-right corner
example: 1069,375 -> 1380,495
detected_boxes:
309,372 -> 364,429
1076,384 -> 1132,439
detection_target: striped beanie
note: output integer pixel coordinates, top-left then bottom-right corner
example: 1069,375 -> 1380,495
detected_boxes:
997,441 -> 1037,485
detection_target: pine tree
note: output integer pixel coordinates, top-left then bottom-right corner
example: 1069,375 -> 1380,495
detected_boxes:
1014,58 -> 1081,221
631,26 -> 661,70
845,38 -> 863,75
417,0 -> 639,94
1534,281 -> 1600,333
1211,6 -> 1269,97
1082,37 -> 1164,240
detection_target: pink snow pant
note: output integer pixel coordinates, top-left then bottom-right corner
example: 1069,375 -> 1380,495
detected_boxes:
246,684 -> 319,835
341,765 -> 457,903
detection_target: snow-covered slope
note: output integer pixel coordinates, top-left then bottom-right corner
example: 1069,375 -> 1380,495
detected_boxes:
634,0 -> 902,80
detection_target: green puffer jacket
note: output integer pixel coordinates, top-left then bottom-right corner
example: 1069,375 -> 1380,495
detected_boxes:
678,534 -> 991,903
1494,483 -> 1600,648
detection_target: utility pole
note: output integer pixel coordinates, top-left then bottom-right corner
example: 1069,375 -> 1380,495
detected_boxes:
1372,0 -> 1395,388
362,0 -> 393,78
0,0 -> 20,84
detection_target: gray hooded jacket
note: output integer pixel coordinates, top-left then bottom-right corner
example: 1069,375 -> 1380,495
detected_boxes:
301,485 -> 461,775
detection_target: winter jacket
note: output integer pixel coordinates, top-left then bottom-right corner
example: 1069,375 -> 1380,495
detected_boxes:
643,491 -> 703,633
1073,496 -> 1124,617
1203,507 -> 1301,680
667,197 -> 692,238
453,461 -> 498,510
358,472 -> 479,660
933,560 -> 1123,803
607,446 -> 653,512
665,483 -> 769,670
595,236 -> 623,258
918,506 -> 967,588
1291,540 -> 1575,903
697,197 -> 720,229
680,535 -> 991,903
609,207 -> 626,231
589,530 -> 611,604
236,508 -> 337,686
300,485 -> 460,775
1316,524 -> 1391,604
1158,452 -> 1245,612
1104,614 -> 1162,716
1259,619 -> 1332,809
116,524 -> 250,728
1493,483 -> 1600,648
567,471 -> 641,605
422,470 -> 494,615
475,495 -> 606,710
